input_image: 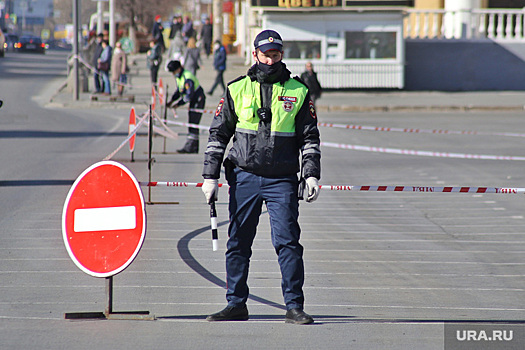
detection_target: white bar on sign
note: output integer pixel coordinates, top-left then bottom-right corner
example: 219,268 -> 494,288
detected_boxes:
74,206 -> 136,232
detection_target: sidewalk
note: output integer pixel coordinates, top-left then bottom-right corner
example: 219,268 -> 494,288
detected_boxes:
47,51 -> 525,112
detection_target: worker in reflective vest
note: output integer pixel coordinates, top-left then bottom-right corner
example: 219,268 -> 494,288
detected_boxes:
167,60 -> 206,153
202,30 -> 321,325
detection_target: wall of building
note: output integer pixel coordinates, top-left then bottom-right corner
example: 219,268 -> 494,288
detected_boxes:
404,39 -> 525,90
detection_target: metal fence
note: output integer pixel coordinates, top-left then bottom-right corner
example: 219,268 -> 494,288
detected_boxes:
287,62 -> 404,89
405,8 -> 525,41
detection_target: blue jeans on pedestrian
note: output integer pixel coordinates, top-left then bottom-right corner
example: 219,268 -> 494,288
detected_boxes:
93,72 -> 102,93
102,71 -> 111,94
225,167 -> 305,310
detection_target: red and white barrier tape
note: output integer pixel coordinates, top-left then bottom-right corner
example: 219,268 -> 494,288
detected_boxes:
151,111 -> 178,139
104,112 -> 148,160
141,182 -> 226,187
176,111 -> 525,139
76,55 -> 134,89
164,118 -> 210,131
320,141 -> 525,161
139,181 -> 525,194
317,122 -> 525,138
188,108 -> 216,114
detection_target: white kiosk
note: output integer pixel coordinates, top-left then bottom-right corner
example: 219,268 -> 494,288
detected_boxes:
249,1 -> 412,89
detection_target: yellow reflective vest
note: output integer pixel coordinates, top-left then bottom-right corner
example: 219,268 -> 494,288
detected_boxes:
203,67 -> 321,179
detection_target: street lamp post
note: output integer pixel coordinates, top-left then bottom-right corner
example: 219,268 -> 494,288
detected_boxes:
72,0 -> 80,100
212,0 -> 223,43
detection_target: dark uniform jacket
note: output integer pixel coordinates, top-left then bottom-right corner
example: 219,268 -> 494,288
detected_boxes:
203,63 -> 321,180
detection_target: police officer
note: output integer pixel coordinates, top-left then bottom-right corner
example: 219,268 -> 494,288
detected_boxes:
167,60 -> 206,153
202,29 -> 321,324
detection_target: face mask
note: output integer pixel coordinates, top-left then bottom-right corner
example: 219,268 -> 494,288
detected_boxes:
176,71 -> 183,78
257,60 -> 282,76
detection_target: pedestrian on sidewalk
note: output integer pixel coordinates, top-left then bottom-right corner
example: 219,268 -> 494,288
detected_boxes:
169,15 -> 182,40
201,29 -> 321,325
111,41 -> 128,96
147,39 -> 162,89
166,60 -> 206,153
183,37 -> 201,76
200,17 -> 213,58
207,40 -> 226,96
152,15 -> 165,53
91,33 -> 104,93
167,31 -> 185,64
181,15 -> 194,46
97,40 -> 112,95
300,62 -> 322,108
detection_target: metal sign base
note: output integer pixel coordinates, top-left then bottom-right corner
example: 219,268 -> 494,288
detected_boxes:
64,277 -> 155,321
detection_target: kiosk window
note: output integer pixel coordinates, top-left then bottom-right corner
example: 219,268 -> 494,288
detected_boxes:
283,41 -> 321,59
344,32 -> 396,59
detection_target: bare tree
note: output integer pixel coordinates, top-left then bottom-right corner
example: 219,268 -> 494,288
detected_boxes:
116,0 -> 183,31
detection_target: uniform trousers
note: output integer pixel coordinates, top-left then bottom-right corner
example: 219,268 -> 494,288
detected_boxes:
225,167 -> 305,310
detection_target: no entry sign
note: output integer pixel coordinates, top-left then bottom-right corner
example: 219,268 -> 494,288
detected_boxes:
62,161 -> 146,278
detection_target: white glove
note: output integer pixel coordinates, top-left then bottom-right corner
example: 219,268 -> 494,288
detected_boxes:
305,177 -> 320,203
202,179 -> 218,204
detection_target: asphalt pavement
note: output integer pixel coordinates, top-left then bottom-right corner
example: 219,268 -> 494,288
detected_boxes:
47,50 -> 525,113
3,49 -> 525,349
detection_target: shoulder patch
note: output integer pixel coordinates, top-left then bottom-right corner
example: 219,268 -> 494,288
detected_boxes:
215,97 -> 225,117
309,100 -> 317,119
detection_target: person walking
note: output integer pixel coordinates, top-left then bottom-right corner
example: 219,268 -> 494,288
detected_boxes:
167,31 -> 185,63
152,15 -> 165,53
146,39 -> 162,89
92,33 -> 104,93
181,15 -> 194,46
97,40 -> 112,95
300,62 -> 322,108
201,29 -> 321,325
169,15 -> 182,40
207,40 -> 226,96
110,41 -> 128,96
166,60 -> 206,153
183,37 -> 201,76
200,17 -> 213,58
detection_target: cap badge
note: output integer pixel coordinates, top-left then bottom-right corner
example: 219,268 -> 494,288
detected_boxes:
269,37 -> 274,43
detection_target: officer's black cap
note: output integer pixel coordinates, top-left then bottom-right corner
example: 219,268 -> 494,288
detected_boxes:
254,30 -> 283,52
167,60 -> 181,72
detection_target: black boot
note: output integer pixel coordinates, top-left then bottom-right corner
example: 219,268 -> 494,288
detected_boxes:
285,308 -> 314,325
177,137 -> 199,154
206,305 -> 249,322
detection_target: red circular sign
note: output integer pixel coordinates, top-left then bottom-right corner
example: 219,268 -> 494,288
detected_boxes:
62,161 -> 146,277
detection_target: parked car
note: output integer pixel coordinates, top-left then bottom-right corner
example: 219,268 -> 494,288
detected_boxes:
0,28 -> 5,57
4,34 -> 19,52
15,36 -> 46,54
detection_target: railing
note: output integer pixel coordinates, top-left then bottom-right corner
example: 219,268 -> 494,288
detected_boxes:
404,8 -> 525,41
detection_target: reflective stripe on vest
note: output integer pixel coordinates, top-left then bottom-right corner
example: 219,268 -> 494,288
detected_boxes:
229,77 -> 307,135
176,70 -> 200,90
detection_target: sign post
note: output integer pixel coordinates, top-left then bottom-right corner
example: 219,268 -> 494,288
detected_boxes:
62,160 -> 153,320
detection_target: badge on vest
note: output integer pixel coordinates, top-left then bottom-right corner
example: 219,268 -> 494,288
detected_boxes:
279,96 -> 296,112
